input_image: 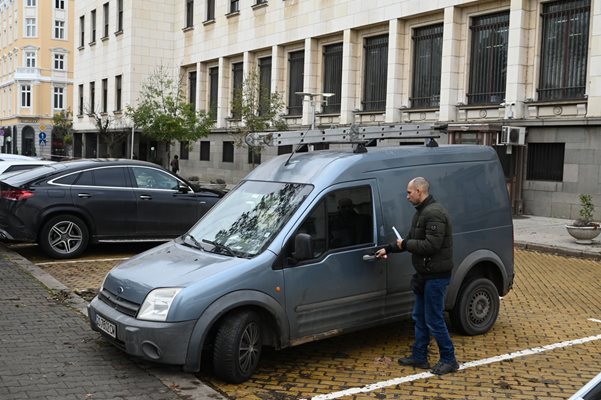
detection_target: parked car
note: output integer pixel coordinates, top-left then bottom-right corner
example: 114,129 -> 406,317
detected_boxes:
569,372 -> 601,400
88,142 -> 514,383
0,159 -> 55,178
0,153 -> 41,161
0,159 -> 224,258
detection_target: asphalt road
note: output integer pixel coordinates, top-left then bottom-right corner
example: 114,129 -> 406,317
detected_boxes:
7,242 -> 601,400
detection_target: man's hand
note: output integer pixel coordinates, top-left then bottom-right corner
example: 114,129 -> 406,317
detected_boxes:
396,239 -> 403,249
375,248 -> 387,259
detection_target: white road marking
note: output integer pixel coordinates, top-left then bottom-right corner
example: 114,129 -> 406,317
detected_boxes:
589,318 -> 601,324
311,333 -> 601,400
36,257 -> 128,266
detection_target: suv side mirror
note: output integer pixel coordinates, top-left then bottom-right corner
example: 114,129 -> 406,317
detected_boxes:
177,183 -> 190,193
293,233 -> 313,261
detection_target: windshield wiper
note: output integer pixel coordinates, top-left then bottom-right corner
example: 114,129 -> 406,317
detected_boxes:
201,238 -> 236,257
183,233 -> 204,251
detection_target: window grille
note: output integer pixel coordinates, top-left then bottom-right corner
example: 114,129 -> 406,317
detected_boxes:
362,35 -> 388,112
323,43 -> 342,114
538,0 -> 590,101
288,51 -> 304,116
467,12 -> 509,105
411,24 -> 443,109
526,143 -> 565,181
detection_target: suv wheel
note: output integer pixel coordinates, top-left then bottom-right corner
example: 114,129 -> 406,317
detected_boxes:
213,310 -> 262,383
40,215 -> 89,259
450,277 -> 499,336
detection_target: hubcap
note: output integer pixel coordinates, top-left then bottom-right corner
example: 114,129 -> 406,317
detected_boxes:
469,290 -> 491,325
48,221 -> 83,255
238,322 -> 260,374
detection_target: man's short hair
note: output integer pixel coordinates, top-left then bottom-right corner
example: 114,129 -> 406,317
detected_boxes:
410,177 -> 430,193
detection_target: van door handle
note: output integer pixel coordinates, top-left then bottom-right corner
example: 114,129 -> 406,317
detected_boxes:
77,193 -> 91,198
362,254 -> 376,262
139,195 -> 152,200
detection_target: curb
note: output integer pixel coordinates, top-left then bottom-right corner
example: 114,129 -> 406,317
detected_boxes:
515,241 -> 601,261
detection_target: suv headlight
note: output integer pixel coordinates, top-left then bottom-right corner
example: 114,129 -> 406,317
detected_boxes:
138,288 -> 182,321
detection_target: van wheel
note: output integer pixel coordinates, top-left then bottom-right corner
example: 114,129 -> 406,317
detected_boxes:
213,310 -> 262,383
450,277 -> 499,336
40,215 -> 89,259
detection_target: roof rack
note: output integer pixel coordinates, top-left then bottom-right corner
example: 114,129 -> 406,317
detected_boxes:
245,123 -> 447,153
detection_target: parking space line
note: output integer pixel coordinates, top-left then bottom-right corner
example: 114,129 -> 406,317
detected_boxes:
311,333 -> 601,400
589,318 -> 601,324
36,257 -> 128,266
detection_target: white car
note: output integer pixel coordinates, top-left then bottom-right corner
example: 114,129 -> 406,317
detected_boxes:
0,159 -> 55,178
0,153 -> 40,161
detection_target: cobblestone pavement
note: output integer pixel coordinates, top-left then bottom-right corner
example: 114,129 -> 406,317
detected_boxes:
6,244 -> 601,400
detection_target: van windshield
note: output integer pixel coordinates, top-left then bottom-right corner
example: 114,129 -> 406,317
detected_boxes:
189,181 -> 313,258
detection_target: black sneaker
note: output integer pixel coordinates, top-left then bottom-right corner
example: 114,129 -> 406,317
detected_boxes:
431,361 -> 459,375
398,357 -> 430,369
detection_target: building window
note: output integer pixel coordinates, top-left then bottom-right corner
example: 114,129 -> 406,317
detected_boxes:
287,50 -> 304,116
206,0 -> 215,21
248,147 -> 261,165
209,67 -> 219,120
116,0 -> 123,32
188,71 -> 197,108
78,84 -> 84,115
411,24 -> 443,109
186,0 -> 194,27
79,16 -> 85,47
89,81 -> 96,112
53,53 -> 65,70
180,142 -> 189,160
101,78 -> 108,113
54,20 -> 65,39
467,12 -> 509,105
200,141 -> 210,161
231,62 -> 243,119
223,141 -> 234,163
25,51 -> 36,68
55,0 -> 65,10
103,3 -> 109,38
230,0 -> 239,13
26,0 -> 36,6
21,85 -> 31,107
90,10 -> 96,43
25,18 -> 36,37
362,35 -> 388,112
322,43 -> 343,114
538,0 -> 590,101
115,75 -> 122,111
53,86 -> 65,110
258,57 -> 272,116
526,143 -> 565,182
256,0 -> 267,4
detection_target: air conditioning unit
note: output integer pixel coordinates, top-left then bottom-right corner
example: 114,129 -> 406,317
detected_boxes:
498,126 -> 526,146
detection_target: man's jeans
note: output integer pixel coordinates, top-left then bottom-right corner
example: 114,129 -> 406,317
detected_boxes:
411,277 -> 456,364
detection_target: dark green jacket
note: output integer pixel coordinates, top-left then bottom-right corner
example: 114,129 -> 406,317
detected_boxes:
387,195 -> 453,279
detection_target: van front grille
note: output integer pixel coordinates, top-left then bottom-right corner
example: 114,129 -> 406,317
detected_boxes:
98,288 -> 141,317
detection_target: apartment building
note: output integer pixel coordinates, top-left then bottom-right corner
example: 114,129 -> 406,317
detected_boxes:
74,0 -> 601,218
0,0 -> 74,159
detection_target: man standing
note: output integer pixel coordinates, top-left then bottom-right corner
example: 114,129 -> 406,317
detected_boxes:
170,155 -> 179,174
375,177 -> 459,375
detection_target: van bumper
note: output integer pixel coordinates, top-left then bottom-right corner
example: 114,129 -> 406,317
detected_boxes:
88,297 -> 195,365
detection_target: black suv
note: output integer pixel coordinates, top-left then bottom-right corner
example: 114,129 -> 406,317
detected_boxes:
0,159 -> 224,258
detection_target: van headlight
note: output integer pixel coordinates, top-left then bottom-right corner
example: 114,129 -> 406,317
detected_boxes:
138,288 -> 182,321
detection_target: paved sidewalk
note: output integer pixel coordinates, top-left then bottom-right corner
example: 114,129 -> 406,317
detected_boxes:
0,246 -> 224,400
513,214 -> 601,258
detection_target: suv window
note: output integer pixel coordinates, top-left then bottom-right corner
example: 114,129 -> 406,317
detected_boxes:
54,173 -> 79,185
287,186 -> 373,262
94,167 -> 129,187
131,167 -> 180,190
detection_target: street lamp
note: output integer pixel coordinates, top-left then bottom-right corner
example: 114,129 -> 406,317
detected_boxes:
295,92 -> 335,130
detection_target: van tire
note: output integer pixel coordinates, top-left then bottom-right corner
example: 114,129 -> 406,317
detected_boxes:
213,310 -> 262,383
450,277 -> 499,336
39,215 -> 89,259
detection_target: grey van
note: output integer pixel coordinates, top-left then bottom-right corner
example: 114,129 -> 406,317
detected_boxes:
88,143 -> 514,383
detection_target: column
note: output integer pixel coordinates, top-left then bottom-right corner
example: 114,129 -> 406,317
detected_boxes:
302,37 -> 319,126
439,6 -> 462,122
386,19 -> 405,123
587,0 -> 601,117
504,0 -> 531,119
217,57 -> 230,128
340,29 -> 360,125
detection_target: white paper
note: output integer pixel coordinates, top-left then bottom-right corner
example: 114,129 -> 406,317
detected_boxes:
392,226 -> 402,240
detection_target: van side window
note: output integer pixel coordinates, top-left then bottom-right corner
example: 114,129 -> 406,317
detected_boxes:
286,186 -> 373,264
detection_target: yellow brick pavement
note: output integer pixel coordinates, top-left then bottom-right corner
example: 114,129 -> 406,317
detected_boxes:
29,248 -> 601,399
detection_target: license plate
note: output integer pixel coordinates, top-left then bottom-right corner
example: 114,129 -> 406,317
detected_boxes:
96,314 -> 116,338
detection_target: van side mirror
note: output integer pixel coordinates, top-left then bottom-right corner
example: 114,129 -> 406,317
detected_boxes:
293,233 -> 313,261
